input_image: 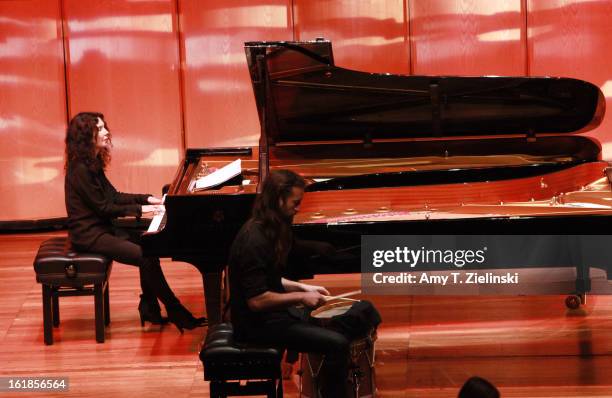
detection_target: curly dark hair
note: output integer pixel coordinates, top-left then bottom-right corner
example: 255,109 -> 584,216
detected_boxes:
64,112 -> 112,172
250,170 -> 306,267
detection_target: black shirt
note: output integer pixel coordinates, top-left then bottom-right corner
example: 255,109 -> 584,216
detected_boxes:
228,220 -> 296,338
65,163 -> 150,250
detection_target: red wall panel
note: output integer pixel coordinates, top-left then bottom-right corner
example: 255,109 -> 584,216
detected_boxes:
4,1 -> 612,222
409,0 -> 526,76
528,0 -> 612,158
63,0 -> 183,199
180,0 -> 293,148
293,0 -> 409,75
0,0 -> 67,221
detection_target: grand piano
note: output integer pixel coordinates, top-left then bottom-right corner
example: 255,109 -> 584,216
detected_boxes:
142,39 -> 612,323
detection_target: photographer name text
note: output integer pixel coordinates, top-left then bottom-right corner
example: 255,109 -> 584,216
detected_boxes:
372,272 -> 520,285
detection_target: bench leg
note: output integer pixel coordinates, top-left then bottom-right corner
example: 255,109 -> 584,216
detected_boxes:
94,283 -> 105,343
103,282 -> 110,326
267,380 -> 276,398
276,378 -> 283,398
52,289 -> 60,327
42,285 -> 53,345
209,381 -> 225,398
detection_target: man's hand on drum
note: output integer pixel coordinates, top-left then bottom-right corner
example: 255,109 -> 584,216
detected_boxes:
300,291 -> 327,308
301,283 -> 330,296
281,278 -> 330,296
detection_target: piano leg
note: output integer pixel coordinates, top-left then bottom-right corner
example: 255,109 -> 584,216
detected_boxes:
565,236 -> 591,295
575,263 -> 591,294
203,271 -> 222,325
141,231 -> 225,323
183,260 -> 223,325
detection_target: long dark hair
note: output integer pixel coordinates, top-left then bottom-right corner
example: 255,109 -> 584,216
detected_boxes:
64,112 -> 112,172
251,170 -> 306,267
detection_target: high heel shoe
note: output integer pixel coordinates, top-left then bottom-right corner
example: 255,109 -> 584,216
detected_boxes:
138,295 -> 169,326
166,303 -> 207,334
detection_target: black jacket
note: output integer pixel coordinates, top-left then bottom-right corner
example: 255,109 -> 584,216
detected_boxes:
65,163 -> 150,250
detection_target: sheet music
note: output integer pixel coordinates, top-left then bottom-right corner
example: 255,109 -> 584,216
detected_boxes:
194,159 -> 242,190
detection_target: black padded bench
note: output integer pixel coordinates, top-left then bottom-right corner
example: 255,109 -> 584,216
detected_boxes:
200,323 -> 283,398
33,237 -> 112,345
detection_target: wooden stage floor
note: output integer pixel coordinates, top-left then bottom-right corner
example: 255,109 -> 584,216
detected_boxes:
1,232 -> 612,397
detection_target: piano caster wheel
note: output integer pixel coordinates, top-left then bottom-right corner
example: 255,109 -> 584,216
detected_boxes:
565,294 -> 584,309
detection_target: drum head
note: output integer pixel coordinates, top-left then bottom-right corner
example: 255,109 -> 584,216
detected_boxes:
311,301 -> 354,319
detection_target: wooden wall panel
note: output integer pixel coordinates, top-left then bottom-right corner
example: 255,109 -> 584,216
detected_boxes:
63,0 -> 183,199
4,1 -> 612,222
180,0 -> 293,148
293,0 -> 409,74
528,0 -> 612,158
0,0 -> 67,221
409,0 -> 526,76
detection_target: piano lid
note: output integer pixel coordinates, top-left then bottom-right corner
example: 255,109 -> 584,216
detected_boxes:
244,40 -> 605,145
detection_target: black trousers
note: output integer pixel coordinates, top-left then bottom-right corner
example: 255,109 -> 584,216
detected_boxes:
243,320 -> 351,398
88,231 -> 180,307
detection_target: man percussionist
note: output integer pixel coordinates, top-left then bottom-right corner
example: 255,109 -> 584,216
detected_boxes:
229,169 -> 373,397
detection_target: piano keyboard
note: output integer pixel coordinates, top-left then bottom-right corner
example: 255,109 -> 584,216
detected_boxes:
147,209 -> 167,233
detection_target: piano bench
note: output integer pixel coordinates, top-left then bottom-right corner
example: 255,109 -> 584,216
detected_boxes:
199,323 -> 283,398
33,237 -> 112,345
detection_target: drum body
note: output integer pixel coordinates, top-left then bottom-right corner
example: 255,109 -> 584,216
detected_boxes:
299,301 -> 377,398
